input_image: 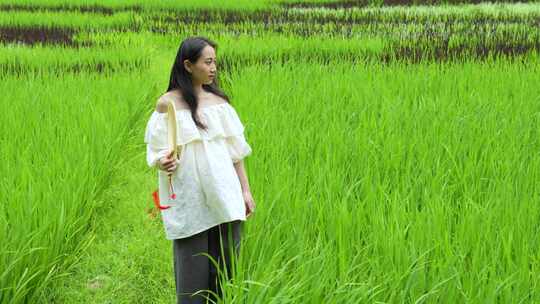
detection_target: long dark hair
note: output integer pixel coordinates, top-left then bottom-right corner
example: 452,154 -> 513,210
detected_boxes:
166,36 -> 230,131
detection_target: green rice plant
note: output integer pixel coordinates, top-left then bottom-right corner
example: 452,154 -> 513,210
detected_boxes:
0,71 -> 162,303
0,11 -> 138,31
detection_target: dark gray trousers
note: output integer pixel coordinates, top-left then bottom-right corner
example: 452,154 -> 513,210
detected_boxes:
173,220 -> 243,304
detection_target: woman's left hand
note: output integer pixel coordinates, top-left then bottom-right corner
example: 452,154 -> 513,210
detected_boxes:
243,190 -> 256,218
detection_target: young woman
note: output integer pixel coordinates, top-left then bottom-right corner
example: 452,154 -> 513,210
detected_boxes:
144,36 -> 256,304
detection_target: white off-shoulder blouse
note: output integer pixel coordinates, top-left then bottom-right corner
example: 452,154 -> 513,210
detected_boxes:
144,101 -> 252,239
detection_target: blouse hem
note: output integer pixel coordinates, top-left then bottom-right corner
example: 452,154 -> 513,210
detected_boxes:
164,216 -> 247,240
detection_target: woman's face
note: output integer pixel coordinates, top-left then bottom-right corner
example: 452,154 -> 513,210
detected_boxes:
184,45 -> 217,85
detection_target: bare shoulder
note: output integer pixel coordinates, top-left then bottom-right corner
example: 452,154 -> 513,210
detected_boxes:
217,96 -> 229,105
156,90 -> 189,113
207,92 -> 229,106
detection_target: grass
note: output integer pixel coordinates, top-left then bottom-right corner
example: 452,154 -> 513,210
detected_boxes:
43,57 -> 540,303
46,133 -> 177,303
1,1 -> 540,303
0,71 -> 161,303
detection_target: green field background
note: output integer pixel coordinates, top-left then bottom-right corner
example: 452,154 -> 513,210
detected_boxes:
1,1 -> 540,303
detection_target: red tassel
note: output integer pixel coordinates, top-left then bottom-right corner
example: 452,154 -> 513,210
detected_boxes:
152,189 -> 170,210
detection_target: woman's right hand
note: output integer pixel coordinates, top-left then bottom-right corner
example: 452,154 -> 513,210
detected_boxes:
158,150 -> 177,176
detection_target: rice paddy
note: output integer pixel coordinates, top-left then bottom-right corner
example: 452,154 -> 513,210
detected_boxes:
1,0 -> 539,303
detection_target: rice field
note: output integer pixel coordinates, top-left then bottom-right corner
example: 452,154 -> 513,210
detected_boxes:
1,0 -> 539,303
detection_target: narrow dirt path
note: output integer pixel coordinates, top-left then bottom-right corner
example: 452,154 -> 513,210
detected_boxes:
47,126 -> 178,303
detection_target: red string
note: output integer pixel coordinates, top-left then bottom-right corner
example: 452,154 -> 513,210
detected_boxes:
152,189 -> 170,210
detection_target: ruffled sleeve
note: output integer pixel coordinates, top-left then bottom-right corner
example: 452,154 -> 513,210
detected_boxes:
217,106 -> 252,163
183,102 -> 253,163
144,111 -> 169,168
226,133 -> 252,164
